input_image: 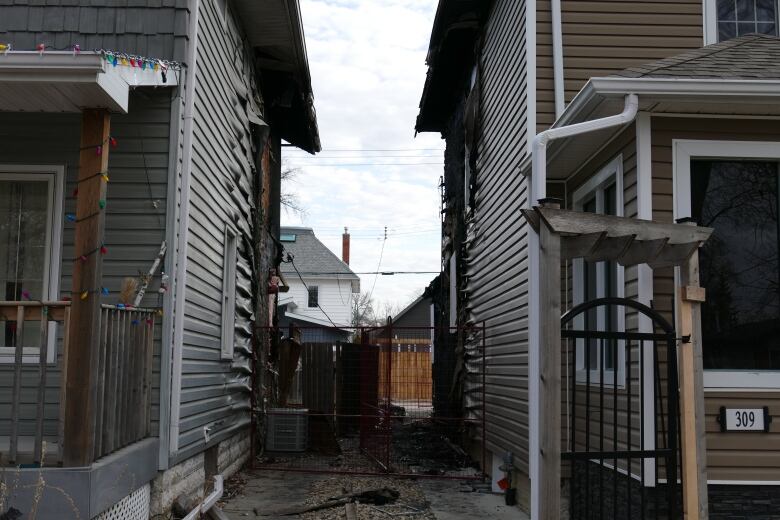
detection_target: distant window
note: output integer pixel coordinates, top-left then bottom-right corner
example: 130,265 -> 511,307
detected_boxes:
280,233 -> 297,242
221,226 -> 238,360
717,0 -> 778,40
307,286 -> 319,308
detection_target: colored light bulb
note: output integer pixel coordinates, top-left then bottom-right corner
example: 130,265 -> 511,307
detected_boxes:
101,287 -> 109,296
66,214 -> 76,222
99,200 -> 106,209
100,245 -> 108,255
80,291 -> 89,300
110,137 -> 117,148
96,145 -> 102,156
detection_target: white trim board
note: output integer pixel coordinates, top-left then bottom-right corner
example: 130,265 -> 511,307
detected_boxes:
571,155 -> 627,388
673,139 -> 780,390
0,164 -> 64,365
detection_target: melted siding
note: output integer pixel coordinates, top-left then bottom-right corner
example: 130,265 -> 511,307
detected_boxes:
175,0 -> 260,460
465,0 -> 531,472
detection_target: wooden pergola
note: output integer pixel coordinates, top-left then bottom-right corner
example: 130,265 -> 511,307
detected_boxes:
523,200 -> 713,520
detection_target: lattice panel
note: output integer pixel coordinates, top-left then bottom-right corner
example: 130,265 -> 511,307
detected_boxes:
93,484 -> 150,520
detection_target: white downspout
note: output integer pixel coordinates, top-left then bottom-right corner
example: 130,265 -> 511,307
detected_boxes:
169,0 -> 202,455
551,0 -> 565,118
182,475 -> 224,520
527,93 -> 638,520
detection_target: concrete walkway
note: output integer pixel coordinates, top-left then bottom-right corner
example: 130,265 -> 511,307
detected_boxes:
417,479 -> 526,520
219,470 -> 528,519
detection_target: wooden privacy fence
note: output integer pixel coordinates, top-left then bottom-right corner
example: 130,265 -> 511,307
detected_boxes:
0,301 -> 155,466
378,350 -> 433,402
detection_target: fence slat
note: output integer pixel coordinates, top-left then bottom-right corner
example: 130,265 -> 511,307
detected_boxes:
58,307 -> 71,465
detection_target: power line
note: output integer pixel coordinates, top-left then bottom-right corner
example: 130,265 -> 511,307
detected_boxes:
283,147 -> 444,152
296,271 -> 440,275
366,227 -> 387,303
283,252 -> 341,328
288,163 -> 444,168
286,154 -> 443,159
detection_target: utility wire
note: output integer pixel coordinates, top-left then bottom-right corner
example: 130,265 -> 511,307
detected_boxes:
283,147 -> 444,152
284,252 -> 341,328
366,227 -> 387,304
296,271 -> 440,275
286,162 -> 443,167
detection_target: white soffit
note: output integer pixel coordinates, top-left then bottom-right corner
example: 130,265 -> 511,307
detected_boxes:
0,51 -> 177,114
545,77 -> 780,179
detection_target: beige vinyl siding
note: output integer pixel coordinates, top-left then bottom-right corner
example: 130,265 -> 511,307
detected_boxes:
467,0 -> 531,473
564,125 -> 645,475
651,116 -> 780,481
705,392 -> 780,481
536,0 -> 703,131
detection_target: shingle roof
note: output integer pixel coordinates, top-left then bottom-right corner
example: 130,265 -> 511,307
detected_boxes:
279,227 -> 358,280
0,0 -> 189,61
612,34 -> 780,80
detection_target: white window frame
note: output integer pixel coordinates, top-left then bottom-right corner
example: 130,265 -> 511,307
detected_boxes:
221,225 -> 237,360
673,139 -> 780,390
572,155 -> 626,387
0,165 -> 64,364
704,0 -> 780,44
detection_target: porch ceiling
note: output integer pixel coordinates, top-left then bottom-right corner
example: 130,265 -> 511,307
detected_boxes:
0,51 -> 176,114
523,206 -> 713,268
543,77 -> 780,180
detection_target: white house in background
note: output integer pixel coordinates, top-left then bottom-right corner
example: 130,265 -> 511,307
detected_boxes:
278,227 -> 359,328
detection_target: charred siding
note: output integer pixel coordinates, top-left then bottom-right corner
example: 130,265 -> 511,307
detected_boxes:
466,0 -> 531,471
176,0 -> 262,461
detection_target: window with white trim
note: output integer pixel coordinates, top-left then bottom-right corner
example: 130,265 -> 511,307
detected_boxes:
307,285 -> 319,308
221,226 -> 237,360
691,159 -> 779,371
706,0 -> 778,43
0,166 -> 62,364
673,139 -> 780,389
573,156 -> 626,386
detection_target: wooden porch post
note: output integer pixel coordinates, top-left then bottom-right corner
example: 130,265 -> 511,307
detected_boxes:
538,200 -> 562,520
63,108 -> 110,466
676,242 -> 709,520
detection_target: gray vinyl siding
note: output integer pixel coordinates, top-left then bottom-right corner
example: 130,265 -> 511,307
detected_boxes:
466,0 -> 531,473
0,88 -> 172,444
536,0 -> 703,131
174,0 -> 261,460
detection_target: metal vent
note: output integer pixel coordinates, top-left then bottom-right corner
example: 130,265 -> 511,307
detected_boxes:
93,483 -> 150,520
266,408 -> 308,452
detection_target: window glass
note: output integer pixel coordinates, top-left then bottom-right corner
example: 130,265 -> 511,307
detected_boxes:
717,0 -> 778,41
0,179 -> 49,350
308,286 -> 319,308
691,160 -> 780,370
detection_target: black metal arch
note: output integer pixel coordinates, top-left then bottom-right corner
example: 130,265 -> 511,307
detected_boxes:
561,296 -> 674,335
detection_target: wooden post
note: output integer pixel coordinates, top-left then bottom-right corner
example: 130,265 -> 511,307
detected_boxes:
538,200 -> 562,519
63,108 -> 110,466
676,247 -> 709,520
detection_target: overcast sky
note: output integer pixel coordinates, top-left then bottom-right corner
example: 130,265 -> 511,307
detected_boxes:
280,0 -> 444,311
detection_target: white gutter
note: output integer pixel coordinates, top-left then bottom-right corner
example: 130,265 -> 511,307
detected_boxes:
551,0 -> 565,118
169,0 -> 202,455
182,475 -> 224,520
527,93 -> 638,520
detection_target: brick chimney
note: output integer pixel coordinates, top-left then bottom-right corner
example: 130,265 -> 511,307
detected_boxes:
342,227 -> 350,265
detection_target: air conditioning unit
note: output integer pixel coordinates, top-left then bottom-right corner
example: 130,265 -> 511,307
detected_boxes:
266,408 -> 308,452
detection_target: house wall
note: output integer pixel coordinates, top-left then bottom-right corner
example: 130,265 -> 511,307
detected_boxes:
535,0 -> 703,130
283,278 -> 354,327
172,0 -> 264,463
467,0 -> 531,475
651,116 -> 780,483
0,88 -> 171,447
393,298 -> 432,328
